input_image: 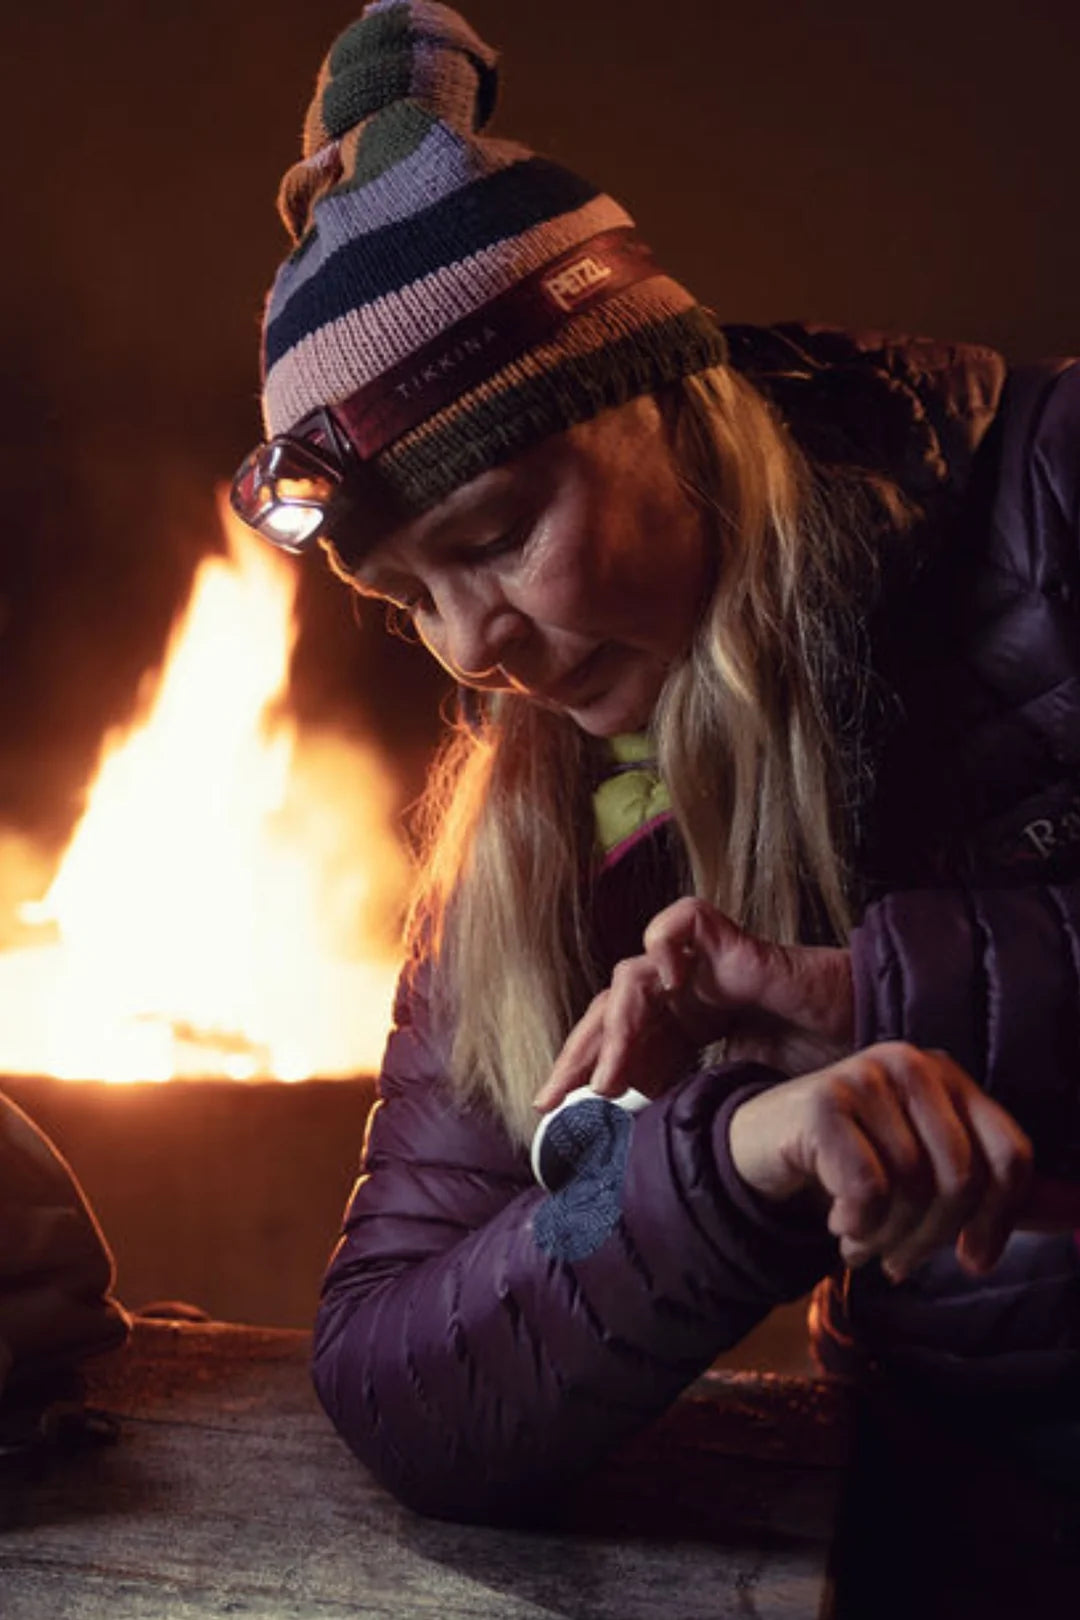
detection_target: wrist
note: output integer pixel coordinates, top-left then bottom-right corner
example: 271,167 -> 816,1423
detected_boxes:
728,1085 -> 812,1205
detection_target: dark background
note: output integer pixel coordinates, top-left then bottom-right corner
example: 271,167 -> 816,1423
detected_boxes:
2,0 -> 1078,855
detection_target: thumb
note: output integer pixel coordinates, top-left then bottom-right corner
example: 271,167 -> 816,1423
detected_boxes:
643,898 -> 748,997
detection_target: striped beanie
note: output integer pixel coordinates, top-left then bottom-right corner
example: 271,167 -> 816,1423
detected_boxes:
261,0 -> 727,516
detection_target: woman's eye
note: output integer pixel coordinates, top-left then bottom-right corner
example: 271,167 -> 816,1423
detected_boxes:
471,522 -> 530,564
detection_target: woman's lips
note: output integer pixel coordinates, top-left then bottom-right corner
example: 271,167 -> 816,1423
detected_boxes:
536,643 -> 612,707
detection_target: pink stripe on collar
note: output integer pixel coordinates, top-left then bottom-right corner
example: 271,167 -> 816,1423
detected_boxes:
598,810 -> 673,874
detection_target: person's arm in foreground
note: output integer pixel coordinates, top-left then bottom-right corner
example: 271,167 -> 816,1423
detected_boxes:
312,960 -> 836,1525
538,892 -> 1078,1277
314,937 -> 1036,1523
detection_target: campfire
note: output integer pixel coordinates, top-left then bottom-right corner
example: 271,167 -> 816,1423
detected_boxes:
0,499 -> 410,1084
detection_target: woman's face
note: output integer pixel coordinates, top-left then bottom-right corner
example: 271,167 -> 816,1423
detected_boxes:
346,396 -> 713,737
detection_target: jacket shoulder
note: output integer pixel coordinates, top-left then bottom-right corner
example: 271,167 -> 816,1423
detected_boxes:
723,321 -> 1008,500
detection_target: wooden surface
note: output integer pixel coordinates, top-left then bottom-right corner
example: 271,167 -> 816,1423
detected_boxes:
0,1320 -> 850,1620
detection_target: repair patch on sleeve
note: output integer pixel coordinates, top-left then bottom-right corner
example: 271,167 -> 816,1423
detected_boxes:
532,1097 -> 634,1262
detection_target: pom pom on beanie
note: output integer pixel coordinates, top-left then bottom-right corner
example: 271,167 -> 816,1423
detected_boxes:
279,0 -> 498,243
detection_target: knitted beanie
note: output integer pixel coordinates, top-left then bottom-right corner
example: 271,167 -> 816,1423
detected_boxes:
260,0 -> 727,515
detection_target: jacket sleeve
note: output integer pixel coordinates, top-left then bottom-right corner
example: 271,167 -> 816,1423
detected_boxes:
312,965 -> 836,1524
851,882 -> 1080,1179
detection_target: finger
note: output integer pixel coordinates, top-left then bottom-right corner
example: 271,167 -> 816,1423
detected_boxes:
805,1057 -> 930,1264
865,1050 -> 983,1280
951,1086 -> 1033,1272
589,957 -> 671,1097
642,898 -> 726,992
533,992 -> 609,1110
643,901 -> 758,1048
800,1085 -> 893,1249
646,903 -> 811,1037
886,1049 -> 1031,1276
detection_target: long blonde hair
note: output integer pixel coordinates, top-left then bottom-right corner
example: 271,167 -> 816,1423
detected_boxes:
405,365 -> 907,1144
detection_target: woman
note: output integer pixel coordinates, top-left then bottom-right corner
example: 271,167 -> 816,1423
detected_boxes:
231,1 -> 1080,1522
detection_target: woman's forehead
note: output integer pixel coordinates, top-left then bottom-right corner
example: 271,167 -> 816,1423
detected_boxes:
423,459 -> 530,529
344,401 -> 659,593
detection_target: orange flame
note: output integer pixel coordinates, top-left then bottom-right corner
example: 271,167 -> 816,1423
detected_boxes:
0,499 -> 409,1081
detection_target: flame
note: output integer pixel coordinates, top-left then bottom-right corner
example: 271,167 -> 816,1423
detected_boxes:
0,499 -> 410,1082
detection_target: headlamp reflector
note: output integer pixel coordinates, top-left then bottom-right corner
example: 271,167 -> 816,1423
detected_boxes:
229,420 -> 348,555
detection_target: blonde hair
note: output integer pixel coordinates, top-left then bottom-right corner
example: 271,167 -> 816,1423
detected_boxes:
404,365 -> 907,1145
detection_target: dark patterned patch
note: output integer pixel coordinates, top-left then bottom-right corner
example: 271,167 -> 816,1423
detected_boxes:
532,1098 -> 633,1262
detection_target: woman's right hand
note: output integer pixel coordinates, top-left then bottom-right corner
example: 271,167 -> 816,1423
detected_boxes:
728,1042 -> 1034,1280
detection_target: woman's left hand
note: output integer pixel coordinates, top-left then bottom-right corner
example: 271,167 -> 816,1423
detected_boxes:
533,897 -> 855,1112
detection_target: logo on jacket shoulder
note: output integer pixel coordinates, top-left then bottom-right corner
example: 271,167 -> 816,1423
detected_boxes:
970,784 -> 1080,877
1019,803 -> 1080,860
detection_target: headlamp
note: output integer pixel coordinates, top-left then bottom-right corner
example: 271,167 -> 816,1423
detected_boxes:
229,408 -> 355,555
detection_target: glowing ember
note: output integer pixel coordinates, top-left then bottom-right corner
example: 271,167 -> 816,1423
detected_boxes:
0,499 -> 410,1082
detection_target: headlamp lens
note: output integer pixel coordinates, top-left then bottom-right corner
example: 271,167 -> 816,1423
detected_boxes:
229,429 -> 346,554
259,502 -> 327,549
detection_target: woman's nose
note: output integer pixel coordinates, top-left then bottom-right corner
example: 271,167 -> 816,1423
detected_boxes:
423,582 -> 528,682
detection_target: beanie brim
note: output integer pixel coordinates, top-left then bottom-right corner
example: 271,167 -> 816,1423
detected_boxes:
373,291 -> 727,512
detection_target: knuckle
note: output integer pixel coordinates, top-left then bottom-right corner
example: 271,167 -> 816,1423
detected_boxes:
646,896 -> 703,941
806,1077 -> 848,1127
609,958 -> 644,991
740,930 -> 776,975
882,1041 -> 932,1089
933,1141 -> 978,1204
935,1162 -> 975,1206
828,1059 -> 885,1106
865,1039 -> 916,1063
845,1163 -> 887,1207
697,901 -> 738,949
813,1067 -> 878,1123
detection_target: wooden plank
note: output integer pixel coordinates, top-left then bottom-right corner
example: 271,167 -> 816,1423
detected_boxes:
0,1322 -> 848,1620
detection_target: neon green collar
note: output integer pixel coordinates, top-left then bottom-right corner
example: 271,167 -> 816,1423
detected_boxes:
592,733 -> 671,856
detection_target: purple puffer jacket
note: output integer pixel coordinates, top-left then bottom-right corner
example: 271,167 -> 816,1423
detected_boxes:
313,326 -> 1080,1522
